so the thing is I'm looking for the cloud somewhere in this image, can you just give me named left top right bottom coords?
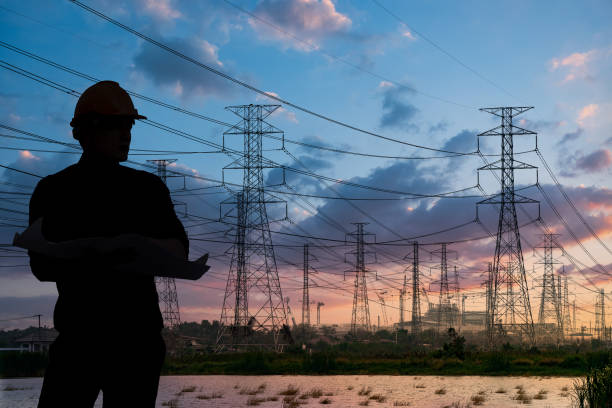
left=249, top=0, right=351, bottom=51
left=574, top=149, right=612, bottom=173
left=557, top=128, right=583, bottom=145
left=550, top=49, right=598, bottom=83
left=133, top=35, right=235, bottom=99
left=441, top=129, right=477, bottom=153
left=142, top=0, right=181, bottom=20
left=379, top=84, right=418, bottom=130
left=577, top=104, right=599, bottom=125
left=399, top=23, right=416, bottom=41
left=0, top=296, right=57, bottom=328
left=551, top=50, right=595, bottom=70
left=255, top=91, right=298, bottom=123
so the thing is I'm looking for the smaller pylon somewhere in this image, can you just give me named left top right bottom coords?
left=595, top=289, right=606, bottom=341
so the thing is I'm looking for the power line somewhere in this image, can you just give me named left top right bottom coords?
left=69, top=0, right=477, bottom=156
left=370, top=0, right=521, bottom=102
left=222, top=0, right=476, bottom=111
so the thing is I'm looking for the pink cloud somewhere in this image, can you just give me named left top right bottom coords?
left=550, top=49, right=598, bottom=83
left=577, top=103, right=599, bottom=125
left=249, top=0, right=351, bottom=51
left=142, top=0, right=181, bottom=20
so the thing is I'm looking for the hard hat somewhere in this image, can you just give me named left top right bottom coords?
left=70, top=81, right=146, bottom=127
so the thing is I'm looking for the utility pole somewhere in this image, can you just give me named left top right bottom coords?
left=536, top=233, right=563, bottom=344
left=217, top=105, right=288, bottom=352
left=147, top=159, right=181, bottom=329
left=346, top=223, right=375, bottom=335
left=477, top=106, right=538, bottom=347
left=405, top=241, right=421, bottom=335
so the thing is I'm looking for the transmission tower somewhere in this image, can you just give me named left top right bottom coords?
left=536, top=234, right=563, bottom=344
left=562, top=276, right=571, bottom=335
left=405, top=242, right=422, bottom=335
left=216, top=105, right=288, bottom=351
left=301, top=244, right=317, bottom=328
left=477, top=106, right=538, bottom=346
left=432, top=244, right=458, bottom=332
left=147, top=159, right=181, bottom=329
left=317, top=302, right=324, bottom=326
left=595, top=289, right=606, bottom=341
left=399, top=274, right=407, bottom=329
left=346, top=223, right=375, bottom=334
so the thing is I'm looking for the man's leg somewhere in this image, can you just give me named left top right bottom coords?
left=101, top=332, right=165, bottom=407
left=38, top=334, right=101, bottom=407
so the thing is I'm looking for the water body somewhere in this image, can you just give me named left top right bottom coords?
left=0, top=375, right=576, bottom=407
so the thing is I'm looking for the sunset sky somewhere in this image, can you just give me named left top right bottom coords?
left=1, top=0, right=611, bottom=330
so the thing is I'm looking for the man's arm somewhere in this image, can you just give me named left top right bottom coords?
left=151, top=238, right=187, bottom=260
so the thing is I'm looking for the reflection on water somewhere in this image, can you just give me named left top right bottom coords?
left=0, top=375, right=575, bottom=407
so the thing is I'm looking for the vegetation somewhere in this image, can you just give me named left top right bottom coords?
left=573, top=364, right=612, bottom=408
left=1, top=323, right=611, bottom=379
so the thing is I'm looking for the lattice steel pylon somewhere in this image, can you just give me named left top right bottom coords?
left=147, top=159, right=181, bottom=329
left=477, top=107, right=538, bottom=346
left=562, top=276, right=571, bottom=334
left=216, top=105, right=289, bottom=352
left=536, top=234, right=563, bottom=344
left=302, top=244, right=316, bottom=328
left=406, top=241, right=422, bottom=335
left=399, top=274, right=407, bottom=329
left=595, top=289, right=606, bottom=341
left=431, top=244, right=459, bottom=333
left=346, top=223, right=375, bottom=335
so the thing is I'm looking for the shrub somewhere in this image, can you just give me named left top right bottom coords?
left=573, top=364, right=612, bottom=408
left=511, top=358, right=534, bottom=366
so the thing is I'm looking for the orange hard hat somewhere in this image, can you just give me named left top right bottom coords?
left=70, top=81, right=146, bottom=127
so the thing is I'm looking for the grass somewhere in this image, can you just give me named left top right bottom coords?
left=347, top=385, right=354, bottom=390
left=240, top=383, right=267, bottom=395
left=513, top=388, right=533, bottom=404
left=278, top=384, right=300, bottom=396
left=161, top=400, right=179, bottom=407
left=196, top=392, right=223, bottom=399
left=414, top=383, right=426, bottom=389
left=358, top=400, right=370, bottom=406
left=358, top=386, right=373, bottom=396
left=369, top=393, right=387, bottom=402
left=180, top=385, right=196, bottom=393
left=445, top=402, right=472, bottom=408
left=470, top=394, right=486, bottom=405
left=435, top=388, right=447, bottom=395
left=393, top=401, right=411, bottom=406
left=495, top=388, right=507, bottom=393
left=573, top=364, right=612, bottom=408
left=561, top=385, right=569, bottom=391
left=247, top=397, right=267, bottom=406
left=319, top=397, right=333, bottom=404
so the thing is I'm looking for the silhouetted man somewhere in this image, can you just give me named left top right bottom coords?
left=26, top=81, right=193, bottom=407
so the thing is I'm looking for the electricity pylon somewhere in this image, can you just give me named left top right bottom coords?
left=302, top=244, right=317, bottom=328
left=346, top=223, right=375, bottom=334
left=147, top=159, right=181, bottom=329
left=432, top=244, right=458, bottom=332
left=562, top=276, right=571, bottom=334
left=595, top=289, right=606, bottom=341
left=477, top=106, right=538, bottom=346
left=536, top=234, right=563, bottom=344
left=404, top=241, right=421, bottom=335
left=399, top=274, right=407, bottom=329
left=216, top=105, right=288, bottom=351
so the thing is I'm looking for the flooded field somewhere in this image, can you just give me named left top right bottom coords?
left=0, top=375, right=576, bottom=407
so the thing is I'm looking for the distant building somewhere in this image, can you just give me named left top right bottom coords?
left=16, top=331, right=57, bottom=353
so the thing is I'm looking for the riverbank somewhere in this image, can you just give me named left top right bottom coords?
left=161, top=348, right=605, bottom=377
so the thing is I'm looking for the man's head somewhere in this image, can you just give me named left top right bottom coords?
left=70, top=81, right=146, bottom=162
